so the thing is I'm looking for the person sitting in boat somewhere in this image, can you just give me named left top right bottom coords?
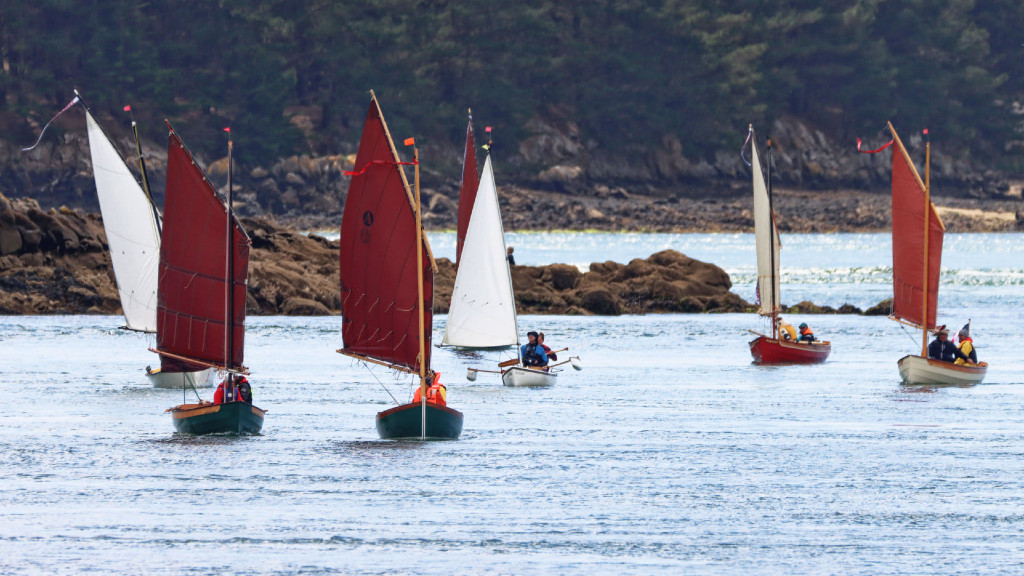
left=538, top=332, right=557, bottom=361
left=797, top=323, right=817, bottom=343
left=237, top=376, right=253, bottom=403
left=213, top=374, right=243, bottom=404
left=412, top=370, right=446, bottom=406
left=521, top=331, right=549, bottom=368
left=928, top=326, right=971, bottom=364
left=213, top=377, right=229, bottom=404
left=507, top=246, right=516, bottom=266
left=778, top=320, right=797, bottom=341
left=954, top=327, right=979, bottom=366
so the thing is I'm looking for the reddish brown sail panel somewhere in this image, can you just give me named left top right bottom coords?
left=339, top=98, right=433, bottom=372
left=455, top=119, right=478, bottom=268
left=891, top=137, right=943, bottom=329
left=157, top=126, right=250, bottom=372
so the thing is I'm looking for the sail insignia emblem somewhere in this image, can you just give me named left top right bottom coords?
left=362, top=211, right=374, bottom=227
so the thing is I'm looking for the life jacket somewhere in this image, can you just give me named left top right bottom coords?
left=237, top=380, right=252, bottom=403
left=799, top=326, right=815, bottom=340
left=523, top=343, right=545, bottom=366
left=413, top=383, right=447, bottom=406
left=213, top=383, right=225, bottom=404
left=954, top=338, right=975, bottom=365
left=778, top=324, right=796, bottom=341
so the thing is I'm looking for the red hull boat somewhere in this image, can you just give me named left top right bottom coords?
left=749, top=335, right=831, bottom=364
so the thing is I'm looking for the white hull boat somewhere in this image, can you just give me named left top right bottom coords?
left=897, top=355, right=987, bottom=386
left=146, top=368, right=213, bottom=389
left=501, top=366, right=557, bottom=387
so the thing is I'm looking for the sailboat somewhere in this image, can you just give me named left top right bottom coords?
left=883, top=123, right=988, bottom=385
left=442, top=125, right=518, bottom=351
left=338, top=91, right=463, bottom=440
left=449, top=130, right=579, bottom=386
left=157, top=122, right=264, bottom=434
left=745, top=126, right=831, bottom=364
left=79, top=93, right=211, bottom=388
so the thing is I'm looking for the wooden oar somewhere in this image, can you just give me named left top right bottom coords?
left=498, top=358, right=520, bottom=368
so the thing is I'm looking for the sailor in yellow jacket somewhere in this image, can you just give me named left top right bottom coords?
left=954, top=327, right=979, bottom=366
left=778, top=319, right=797, bottom=341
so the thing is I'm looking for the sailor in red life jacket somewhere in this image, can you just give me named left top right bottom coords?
left=213, top=374, right=252, bottom=404
left=797, top=322, right=817, bottom=343
left=412, top=370, right=447, bottom=407
left=538, top=332, right=557, bottom=362
left=213, top=376, right=231, bottom=404
left=213, top=379, right=225, bottom=404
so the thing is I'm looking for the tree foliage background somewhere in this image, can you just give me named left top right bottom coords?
left=1, top=0, right=1021, bottom=171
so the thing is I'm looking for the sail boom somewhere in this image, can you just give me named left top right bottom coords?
left=148, top=347, right=249, bottom=374
left=337, top=349, right=419, bottom=375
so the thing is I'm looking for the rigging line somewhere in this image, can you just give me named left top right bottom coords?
left=181, top=368, right=203, bottom=403
left=359, top=359, right=400, bottom=405
left=898, top=321, right=920, bottom=348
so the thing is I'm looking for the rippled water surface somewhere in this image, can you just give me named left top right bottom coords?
left=4, top=233, right=1024, bottom=574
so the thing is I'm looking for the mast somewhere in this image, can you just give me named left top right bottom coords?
left=412, top=141, right=426, bottom=440
left=226, top=129, right=235, bottom=395
left=126, top=109, right=158, bottom=228
left=920, top=129, right=930, bottom=357
left=766, top=134, right=777, bottom=335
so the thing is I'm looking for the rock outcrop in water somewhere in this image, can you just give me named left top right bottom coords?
left=1, top=195, right=872, bottom=317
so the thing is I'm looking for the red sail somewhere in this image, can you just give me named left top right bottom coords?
left=157, top=125, right=250, bottom=372
left=455, top=118, right=478, bottom=268
left=339, top=96, right=433, bottom=372
left=891, top=133, right=944, bottom=329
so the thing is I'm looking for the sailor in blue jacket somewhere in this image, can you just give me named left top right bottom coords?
left=521, top=331, right=549, bottom=367
left=927, top=326, right=970, bottom=363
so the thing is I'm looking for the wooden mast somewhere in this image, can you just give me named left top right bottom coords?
left=920, top=129, right=931, bottom=357
left=225, top=130, right=235, bottom=398
left=413, top=141, right=426, bottom=440
left=766, top=133, right=778, bottom=336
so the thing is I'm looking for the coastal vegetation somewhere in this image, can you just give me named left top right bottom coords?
left=1, top=0, right=1022, bottom=177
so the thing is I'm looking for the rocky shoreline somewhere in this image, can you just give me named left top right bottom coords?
left=5, top=114, right=1024, bottom=235
left=1, top=192, right=885, bottom=317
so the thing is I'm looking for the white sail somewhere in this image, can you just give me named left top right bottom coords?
left=85, top=111, right=162, bottom=332
left=443, top=154, right=518, bottom=347
left=751, top=133, right=781, bottom=316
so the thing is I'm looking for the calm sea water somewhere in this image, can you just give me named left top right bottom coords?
left=3, top=233, right=1024, bottom=575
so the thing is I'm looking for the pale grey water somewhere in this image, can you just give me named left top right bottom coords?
left=3, top=233, right=1024, bottom=574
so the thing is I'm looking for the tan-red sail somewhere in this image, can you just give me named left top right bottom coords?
left=339, top=95, right=433, bottom=372
left=455, top=118, right=478, bottom=268
left=890, top=127, right=944, bottom=329
left=156, top=125, right=250, bottom=372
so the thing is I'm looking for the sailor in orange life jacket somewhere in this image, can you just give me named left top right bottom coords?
left=797, top=322, right=817, bottom=343
left=412, top=370, right=446, bottom=407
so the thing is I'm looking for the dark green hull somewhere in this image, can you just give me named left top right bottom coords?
left=170, top=401, right=265, bottom=435
left=376, top=402, right=463, bottom=440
